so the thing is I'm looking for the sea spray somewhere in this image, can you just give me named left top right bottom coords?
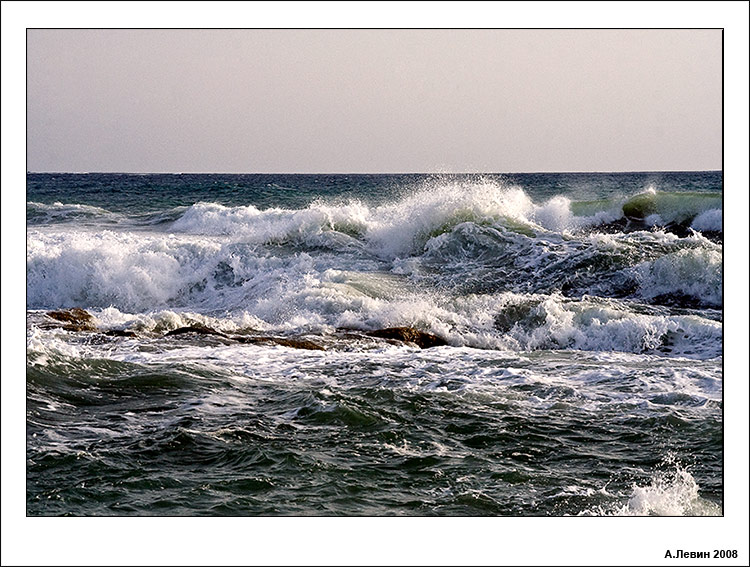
left=582, top=457, right=722, bottom=517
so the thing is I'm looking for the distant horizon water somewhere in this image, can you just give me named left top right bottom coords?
left=28, top=169, right=723, bottom=175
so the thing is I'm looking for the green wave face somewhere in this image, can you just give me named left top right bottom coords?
left=569, top=198, right=619, bottom=216
left=621, top=192, right=722, bottom=222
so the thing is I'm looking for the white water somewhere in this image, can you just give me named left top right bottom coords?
left=26, top=183, right=722, bottom=357
left=584, top=460, right=722, bottom=517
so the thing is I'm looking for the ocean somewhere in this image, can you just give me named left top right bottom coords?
left=26, top=171, right=723, bottom=516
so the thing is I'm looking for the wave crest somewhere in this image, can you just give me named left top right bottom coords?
left=164, top=183, right=722, bottom=260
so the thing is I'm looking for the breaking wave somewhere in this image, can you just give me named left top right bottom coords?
left=26, top=181, right=722, bottom=357
left=165, top=183, right=722, bottom=251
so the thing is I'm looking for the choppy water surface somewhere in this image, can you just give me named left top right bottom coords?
left=27, top=172, right=722, bottom=515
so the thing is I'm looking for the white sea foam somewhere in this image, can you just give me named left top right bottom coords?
left=690, top=208, right=723, bottom=232
left=636, top=246, right=723, bottom=306
left=26, top=181, right=722, bottom=356
left=612, top=466, right=720, bottom=516
left=577, top=456, right=722, bottom=517
left=366, top=181, right=537, bottom=257
left=26, top=325, right=84, bottom=366
left=170, top=200, right=371, bottom=242
left=26, top=325, right=720, bottom=417
left=27, top=229, right=225, bottom=311
left=164, top=181, right=701, bottom=259
left=487, top=293, right=722, bottom=357
left=533, top=195, right=618, bottom=232
left=26, top=230, right=722, bottom=357
left=26, top=276, right=722, bottom=358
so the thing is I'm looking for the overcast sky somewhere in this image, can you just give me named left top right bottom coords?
left=27, top=29, right=721, bottom=173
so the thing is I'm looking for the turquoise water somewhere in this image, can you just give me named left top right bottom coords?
left=27, top=172, right=722, bottom=515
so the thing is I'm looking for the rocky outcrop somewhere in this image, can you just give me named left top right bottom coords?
left=365, top=327, right=448, bottom=348
left=164, top=325, right=325, bottom=350
left=37, top=314, right=446, bottom=351
left=234, top=335, right=325, bottom=351
left=164, top=325, right=228, bottom=338
left=45, top=308, right=97, bottom=331
left=103, top=329, right=139, bottom=337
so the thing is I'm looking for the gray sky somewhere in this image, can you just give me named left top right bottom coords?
left=27, top=29, right=721, bottom=173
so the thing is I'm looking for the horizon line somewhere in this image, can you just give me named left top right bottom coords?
left=27, top=169, right=723, bottom=175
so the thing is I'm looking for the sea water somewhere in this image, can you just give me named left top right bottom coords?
left=26, top=172, right=722, bottom=516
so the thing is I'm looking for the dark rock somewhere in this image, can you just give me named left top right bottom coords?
left=269, top=337, right=325, bottom=351
left=104, top=329, right=139, bottom=338
left=46, top=307, right=93, bottom=323
left=584, top=218, right=631, bottom=235
left=365, top=327, right=448, bottom=348
left=700, top=230, right=722, bottom=244
left=165, top=325, right=227, bottom=338
left=334, top=330, right=385, bottom=342
left=648, top=292, right=707, bottom=309
left=270, top=337, right=325, bottom=350
left=161, top=326, right=324, bottom=349
left=233, top=335, right=325, bottom=350
left=657, top=221, right=693, bottom=239
left=45, top=308, right=96, bottom=331
left=494, top=303, right=546, bottom=333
